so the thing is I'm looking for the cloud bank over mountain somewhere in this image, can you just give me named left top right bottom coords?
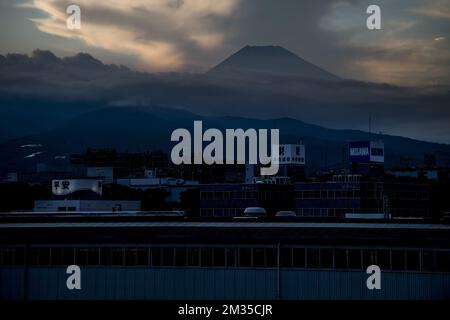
left=4, top=0, right=447, bottom=86
left=0, top=47, right=449, bottom=144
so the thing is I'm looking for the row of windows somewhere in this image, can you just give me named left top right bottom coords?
left=296, top=208, right=354, bottom=217
left=200, top=208, right=243, bottom=217
left=200, top=190, right=428, bottom=201
left=296, top=208, right=430, bottom=218
left=1, top=247, right=449, bottom=272
left=295, top=190, right=429, bottom=201
left=388, top=208, right=429, bottom=217
left=296, top=190, right=360, bottom=200
left=385, top=191, right=429, bottom=201
left=201, top=191, right=256, bottom=200
left=201, top=208, right=373, bottom=217
left=200, top=191, right=289, bottom=201
left=272, top=157, right=304, bottom=163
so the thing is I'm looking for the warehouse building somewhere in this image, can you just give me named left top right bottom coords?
left=0, top=215, right=449, bottom=300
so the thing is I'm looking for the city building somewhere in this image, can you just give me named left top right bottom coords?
left=199, top=183, right=294, bottom=217
left=87, top=166, right=114, bottom=184
left=349, top=141, right=384, bottom=177
left=3, top=172, right=18, bottom=183
left=33, top=199, right=140, bottom=213
left=295, top=175, right=366, bottom=217
left=33, top=179, right=140, bottom=213
left=71, top=149, right=170, bottom=179
left=294, top=175, right=430, bottom=219
left=245, top=143, right=306, bottom=184
left=12, top=159, right=85, bottom=185
left=117, top=170, right=198, bottom=202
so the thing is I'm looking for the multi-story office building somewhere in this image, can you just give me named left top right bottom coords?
left=245, top=143, right=306, bottom=184
left=294, top=175, right=430, bottom=218
left=199, top=183, right=294, bottom=217
left=295, top=175, right=366, bottom=217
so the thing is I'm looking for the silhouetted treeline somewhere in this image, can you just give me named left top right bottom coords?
left=0, top=182, right=51, bottom=212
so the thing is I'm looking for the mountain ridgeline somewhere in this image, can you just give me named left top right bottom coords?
left=1, top=106, right=450, bottom=175
left=0, top=46, right=450, bottom=175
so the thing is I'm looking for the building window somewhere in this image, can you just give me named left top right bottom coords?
left=187, top=248, right=200, bottom=266
left=363, top=250, right=377, bottom=268
left=38, top=247, right=50, bottom=266
left=377, top=250, right=390, bottom=270
left=100, top=248, right=111, bottom=265
left=213, top=248, right=225, bottom=267
left=436, top=251, right=450, bottom=272
left=111, top=248, right=125, bottom=266
left=392, top=251, right=405, bottom=271
left=226, top=248, right=237, bottom=267
left=161, top=248, right=174, bottom=266
left=239, top=248, right=252, bottom=267
left=405, top=251, right=420, bottom=271
left=174, top=248, right=187, bottom=266
left=422, top=251, right=436, bottom=272
left=334, top=249, right=347, bottom=269
left=125, top=248, right=143, bottom=266
left=1, top=248, right=15, bottom=265
left=266, top=248, right=277, bottom=268
left=348, top=249, right=362, bottom=269
left=151, top=248, right=162, bottom=266
left=50, top=248, right=63, bottom=265
left=201, top=248, right=213, bottom=267
left=306, top=249, right=320, bottom=269
left=253, top=248, right=265, bottom=267
left=281, top=248, right=292, bottom=267
left=320, top=249, right=333, bottom=269
left=63, top=248, right=75, bottom=265
left=293, top=248, right=305, bottom=268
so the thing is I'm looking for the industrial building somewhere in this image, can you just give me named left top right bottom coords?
left=294, top=175, right=430, bottom=218
left=0, top=214, right=449, bottom=300
left=199, top=183, right=294, bottom=216
left=33, top=199, right=140, bottom=213
left=117, top=170, right=198, bottom=202
left=33, top=179, right=140, bottom=213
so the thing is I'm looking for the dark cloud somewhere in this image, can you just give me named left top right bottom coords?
left=0, top=1, right=449, bottom=143
left=1, top=49, right=449, bottom=143
left=8, top=0, right=448, bottom=85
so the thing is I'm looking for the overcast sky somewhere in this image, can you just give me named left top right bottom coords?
left=0, top=0, right=449, bottom=86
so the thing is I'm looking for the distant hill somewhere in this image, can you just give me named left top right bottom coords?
left=1, top=106, right=450, bottom=176
left=1, top=48, right=450, bottom=176
left=1, top=49, right=449, bottom=146
left=207, top=45, right=340, bottom=80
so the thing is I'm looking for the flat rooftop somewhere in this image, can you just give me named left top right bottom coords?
left=0, top=213, right=449, bottom=247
